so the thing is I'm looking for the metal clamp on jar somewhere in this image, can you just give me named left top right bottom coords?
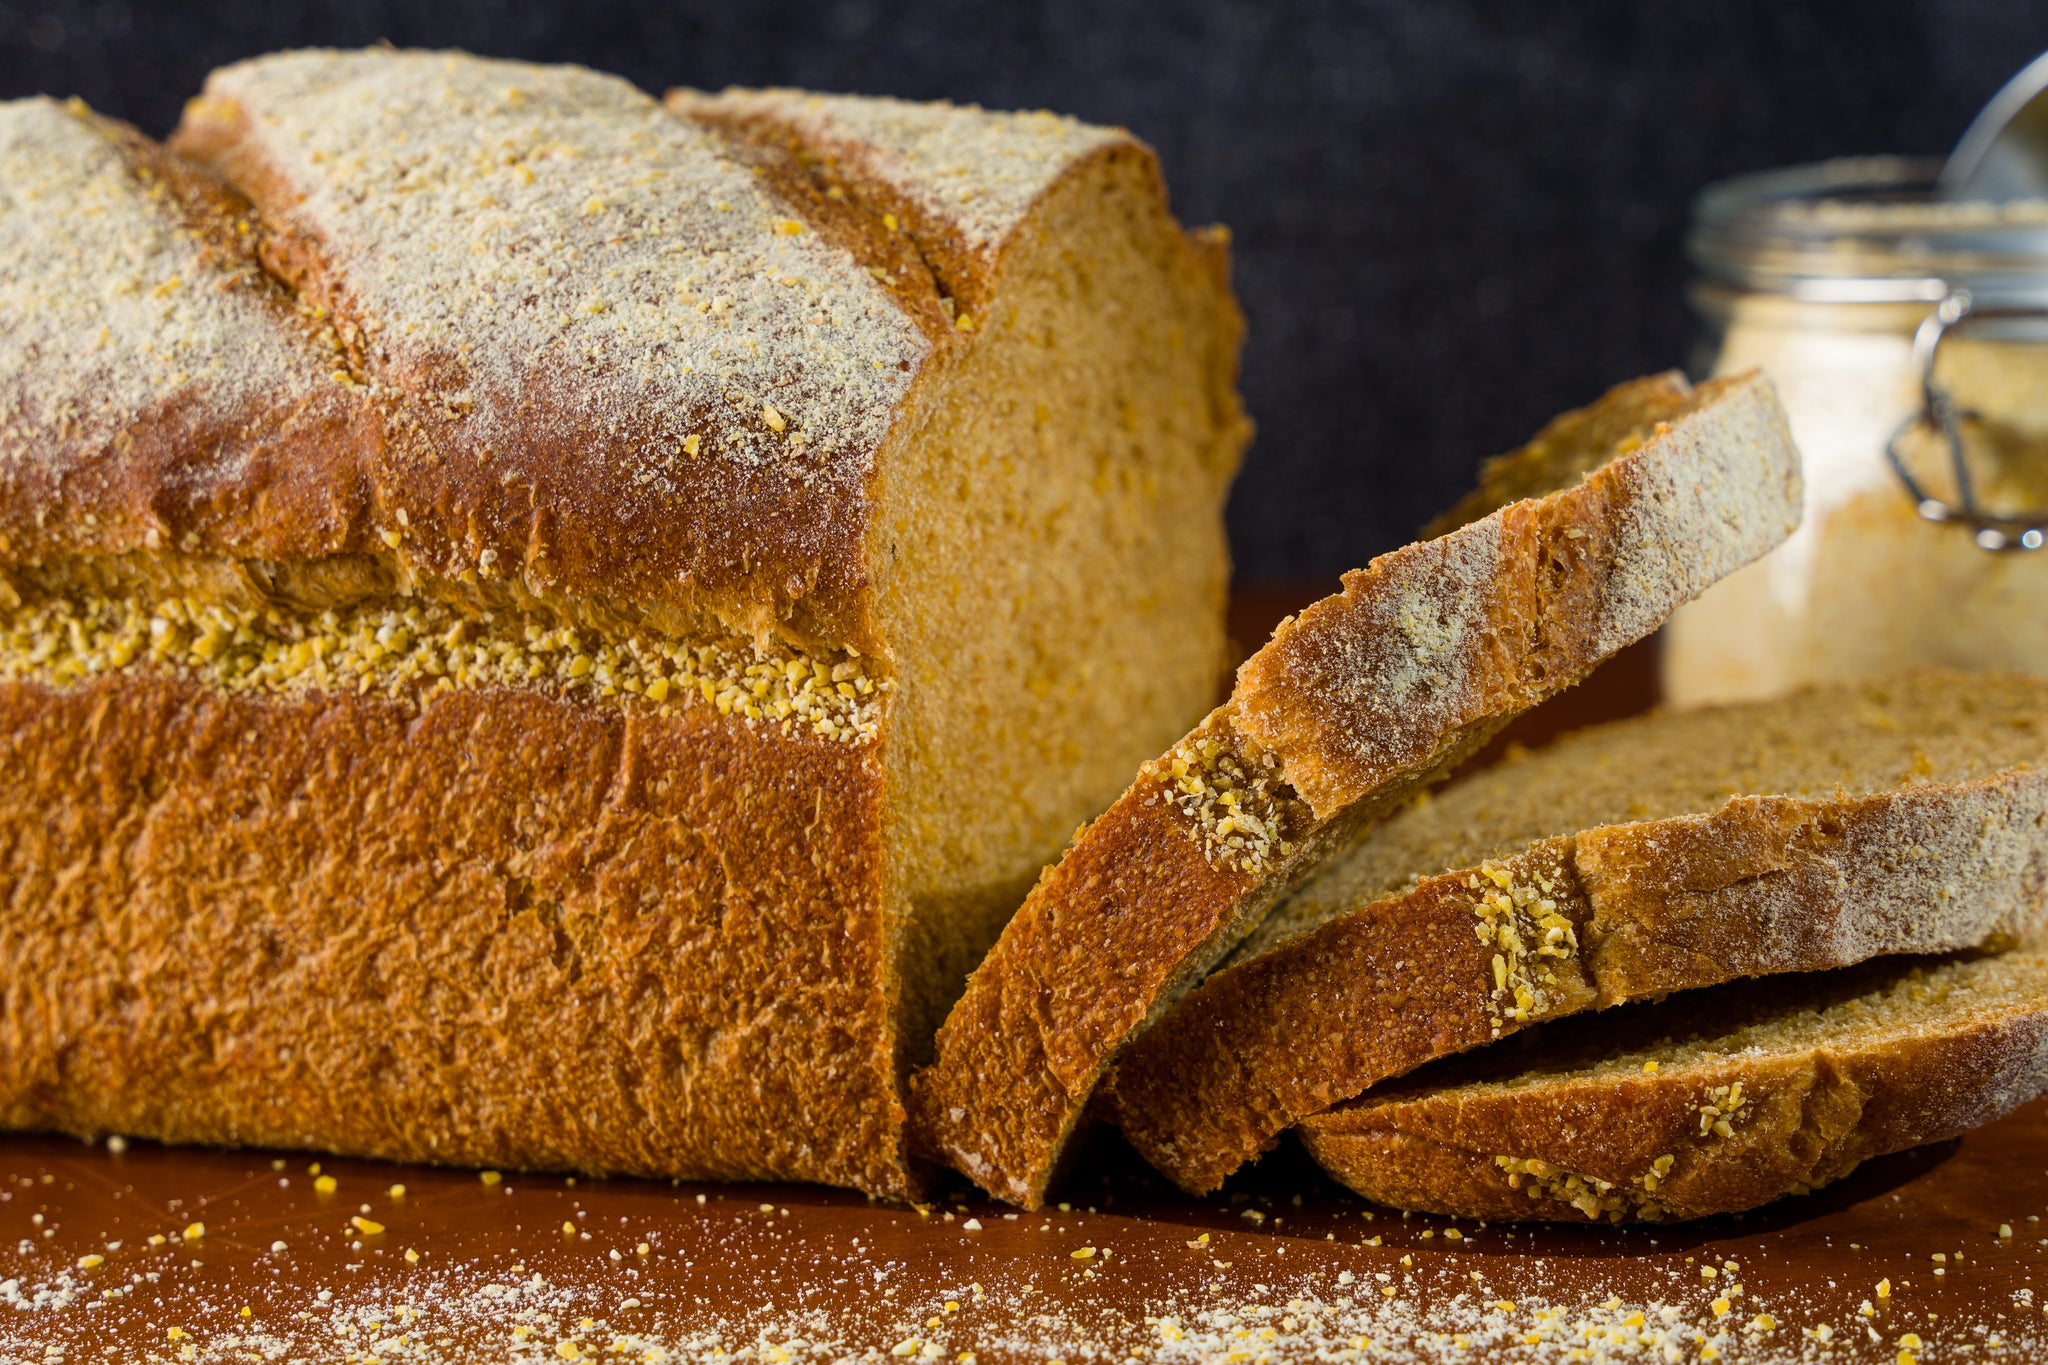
left=1667, top=81, right=2048, bottom=706
left=1886, top=288, right=2048, bottom=552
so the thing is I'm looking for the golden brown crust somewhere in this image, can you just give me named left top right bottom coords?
left=910, top=372, right=1803, bottom=1207
left=1299, top=952, right=2048, bottom=1222
left=1104, top=841, right=1596, bottom=1195
left=1234, top=372, right=1800, bottom=818
left=166, top=54, right=942, bottom=651
left=905, top=761, right=1270, bottom=1204
left=1419, top=372, right=1716, bottom=537
left=1105, top=768, right=2048, bottom=1194
left=668, top=87, right=1134, bottom=321
left=0, top=669, right=918, bottom=1195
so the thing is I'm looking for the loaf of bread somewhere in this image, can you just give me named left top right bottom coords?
left=911, top=370, right=1803, bottom=1207
left=0, top=51, right=1248, bottom=1197
left=1104, top=672, right=2048, bottom=1193
left=1301, top=945, right=2048, bottom=1222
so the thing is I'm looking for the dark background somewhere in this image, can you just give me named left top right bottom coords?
left=5, top=0, right=2045, bottom=584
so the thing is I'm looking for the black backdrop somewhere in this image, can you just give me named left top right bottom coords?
left=5, top=0, right=2045, bottom=583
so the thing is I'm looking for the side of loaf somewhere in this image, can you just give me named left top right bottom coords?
left=1104, top=672, right=2048, bottom=1193
left=1299, top=946, right=2048, bottom=1222
left=0, top=53, right=1249, bottom=1197
left=910, top=369, right=1804, bottom=1207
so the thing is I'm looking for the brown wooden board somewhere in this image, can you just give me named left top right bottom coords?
left=0, top=1104, right=2043, bottom=1362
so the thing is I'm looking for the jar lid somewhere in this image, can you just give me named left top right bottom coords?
left=1689, top=156, right=2048, bottom=304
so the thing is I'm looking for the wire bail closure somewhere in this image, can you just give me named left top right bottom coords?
left=1886, top=288, right=2048, bottom=551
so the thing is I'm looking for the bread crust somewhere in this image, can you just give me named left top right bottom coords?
left=1106, top=766, right=2048, bottom=1194
left=1234, top=373, right=1801, bottom=819
left=0, top=100, right=392, bottom=594
left=1299, top=952, right=2048, bottom=1221
left=6, top=58, right=1171, bottom=656
left=909, top=371, right=1803, bottom=1206
left=0, top=669, right=921, bottom=1193
left=161, top=53, right=959, bottom=651
left=668, top=87, right=1130, bottom=323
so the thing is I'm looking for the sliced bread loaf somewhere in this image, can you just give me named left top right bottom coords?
left=1104, top=672, right=2048, bottom=1194
left=1298, top=945, right=2048, bottom=1222
left=0, top=55, right=1245, bottom=1199
left=909, top=370, right=1803, bottom=1206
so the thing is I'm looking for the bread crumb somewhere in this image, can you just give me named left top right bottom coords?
left=1467, top=859, right=1578, bottom=1036
left=1153, top=725, right=1301, bottom=875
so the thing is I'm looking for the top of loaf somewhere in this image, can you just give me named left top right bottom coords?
left=674, top=87, right=1130, bottom=308
left=0, top=99, right=327, bottom=483
left=0, top=51, right=1152, bottom=650
left=191, top=50, right=923, bottom=486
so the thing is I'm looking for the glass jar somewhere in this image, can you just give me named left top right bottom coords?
left=1666, top=156, right=2048, bottom=706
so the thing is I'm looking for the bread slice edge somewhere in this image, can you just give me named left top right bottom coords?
left=909, top=370, right=1804, bottom=1206
left=1105, top=759, right=2048, bottom=1194
left=1297, top=947, right=2048, bottom=1222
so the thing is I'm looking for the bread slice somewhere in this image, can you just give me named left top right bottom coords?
left=909, top=370, right=1803, bottom=1206
left=1299, top=945, right=2048, bottom=1222
left=1104, top=672, right=2048, bottom=1193
left=0, top=55, right=1246, bottom=1198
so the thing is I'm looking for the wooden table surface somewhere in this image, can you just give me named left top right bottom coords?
left=3, top=598, right=2043, bottom=1364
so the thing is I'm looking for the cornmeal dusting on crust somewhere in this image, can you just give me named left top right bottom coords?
left=1493, top=1156, right=1668, bottom=1224
left=1147, top=729, right=1300, bottom=876
left=0, top=592, right=887, bottom=743
left=194, top=50, right=926, bottom=482
left=0, top=98, right=316, bottom=465
left=1466, top=861, right=1579, bottom=1037
left=688, top=88, right=1126, bottom=264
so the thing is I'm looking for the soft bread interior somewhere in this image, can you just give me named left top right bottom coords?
left=871, top=146, right=1247, bottom=1061
left=1245, top=671, right=2048, bottom=957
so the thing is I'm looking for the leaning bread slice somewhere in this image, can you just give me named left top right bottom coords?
left=909, top=370, right=1802, bottom=1206
left=1103, top=672, right=2048, bottom=1193
left=1298, top=945, right=2048, bottom=1222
